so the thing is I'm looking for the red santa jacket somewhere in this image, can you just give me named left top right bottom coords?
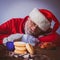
left=0, top=16, right=60, bottom=46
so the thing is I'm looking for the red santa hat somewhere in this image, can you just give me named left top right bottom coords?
left=29, top=8, right=59, bottom=32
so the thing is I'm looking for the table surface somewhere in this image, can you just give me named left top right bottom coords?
left=0, top=45, right=60, bottom=60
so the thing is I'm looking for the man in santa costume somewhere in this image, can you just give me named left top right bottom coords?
left=0, top=8, right=60, bottom=47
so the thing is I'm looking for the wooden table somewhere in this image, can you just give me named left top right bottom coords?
left=0, top=45, right=60, bottom=60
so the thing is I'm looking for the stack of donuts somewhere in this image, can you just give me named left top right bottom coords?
left=14, top=42, right=34, bottom=55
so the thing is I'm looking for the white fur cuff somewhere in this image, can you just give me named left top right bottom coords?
left=3, top=37, right=8, bottom=46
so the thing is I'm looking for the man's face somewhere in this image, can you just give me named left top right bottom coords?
left=24, top=17, right=44, bottom=37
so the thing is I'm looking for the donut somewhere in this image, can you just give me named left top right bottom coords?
left=15, top=46, right=26, bottom=51
left=14, top=50, right=27, bottom=54
left=14, top=42, right=26, bottom=47
left=26, top=43, right=34, bottom=55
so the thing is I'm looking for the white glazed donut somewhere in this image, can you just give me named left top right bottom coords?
left=14, top=42, right=26, bottom=47
left=15, top=46, right=26, bottom=51
left=14, top=50, right=27, bottom=54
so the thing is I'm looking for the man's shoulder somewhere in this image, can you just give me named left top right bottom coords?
left=7, top=18, right=24, bottom=23
left=8, top=16, right=28, bottom=22
left=12, top=16, right=29, bottom=23
left=10, top=17, right=24, bottom=21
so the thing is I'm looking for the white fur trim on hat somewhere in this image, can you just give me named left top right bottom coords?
left=29, top=8, right=50, bottom=31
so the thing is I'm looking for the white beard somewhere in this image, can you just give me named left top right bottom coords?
left=24, top=21, right=32, bottom=35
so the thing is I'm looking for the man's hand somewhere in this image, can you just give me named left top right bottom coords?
left=40, top=42, right=56, bottom=49
left=21, top=34, right=39, bottom=46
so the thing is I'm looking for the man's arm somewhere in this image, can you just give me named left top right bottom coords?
left=38, top=32, right=60, bottom=46
left=0, top=18, right=16, bottom=34
left=0, top=18, right=16, bottom=44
